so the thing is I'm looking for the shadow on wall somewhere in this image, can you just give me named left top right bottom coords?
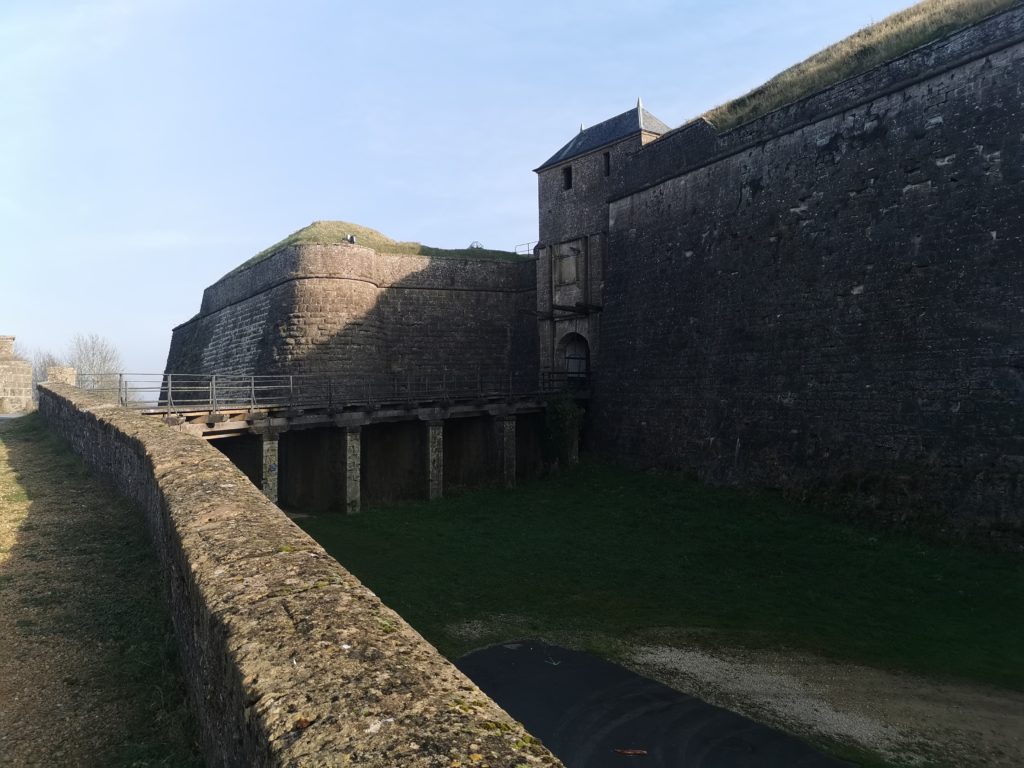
left=285, top=255, right=543, bottom=509
left=0, top=415, right=201, bottom=764
left=293, top=256, right=539, bottom=386
left=179, top=249, right=547, bottom=511
left=164, top=246, right=539, bottom=384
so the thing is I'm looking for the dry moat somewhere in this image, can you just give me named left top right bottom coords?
left=293, top=464, right=1024, bottom=768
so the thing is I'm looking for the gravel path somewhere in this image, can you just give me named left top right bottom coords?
left=0, top=414, right=201, bottom=767
left=449, top=614, right=1024, bottom=767
left=627, top=642, right=1024, bottom=768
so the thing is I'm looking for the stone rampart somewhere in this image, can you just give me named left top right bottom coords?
left=37, top=382, right=562, bottom=768
left=593, top=5, right=1024, bottom=535
left=166, top=245, right=538, bottom=380
left=616, top=5, right=1024, bottom=198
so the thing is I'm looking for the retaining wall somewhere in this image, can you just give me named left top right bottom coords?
left=37, top=382, right=561, bottom=768
left=591, top=6, right=1024, bottom=534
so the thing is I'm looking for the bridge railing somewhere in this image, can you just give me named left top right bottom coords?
left=74, top=370, right=588, bottom=414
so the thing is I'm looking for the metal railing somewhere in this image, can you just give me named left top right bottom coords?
left=514, top=241, right=538, bottom=256
left=74, top=370, right=587, bottom=414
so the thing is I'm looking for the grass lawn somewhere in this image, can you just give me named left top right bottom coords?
left=0, top=414, right=202, bottom=766
left=296, top=462, right=1024, bottom=691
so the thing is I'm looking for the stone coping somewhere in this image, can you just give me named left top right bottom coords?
left=37, top=383, right=562, bottom=768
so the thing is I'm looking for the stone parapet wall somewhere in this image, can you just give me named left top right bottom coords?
left=0, top=336, right=33, bottom=414
left=37, top=383, right=562, bottom=768
left=594, top=6, right=1024, bottom=536
left=198, top=245, right=536, bottom=316
left=46, top=366, right=77, bottom=386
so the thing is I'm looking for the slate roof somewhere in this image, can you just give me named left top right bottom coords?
left=535, top=102, right=671, bottom=172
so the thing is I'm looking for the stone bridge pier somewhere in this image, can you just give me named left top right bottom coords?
left=213, top=408, right=544, bottom=514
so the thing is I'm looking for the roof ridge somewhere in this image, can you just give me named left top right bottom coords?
left=535, top=102, right=671, bottom=172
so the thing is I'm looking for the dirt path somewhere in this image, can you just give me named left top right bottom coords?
left=0, top=414, right=201, bottom=767
left=626, top=641, right=1024, bottom=768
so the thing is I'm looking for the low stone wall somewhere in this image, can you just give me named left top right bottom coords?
left=0, top=336, right=33, bottom=414
left=37, top=383, right=561, bottom=768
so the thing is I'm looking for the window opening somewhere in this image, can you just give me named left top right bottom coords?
left=564, top=335, right=590, bottom=380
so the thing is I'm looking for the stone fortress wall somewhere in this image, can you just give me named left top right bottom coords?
left=580, top=5, right=1024, bottom=532
left=165, top=242, right=538, bottom=384
left=25, top=9, right=1024, bottom=767
left=0, top=336, right=33, bottom=414
left=36, top=382, right=562, bottom=768
left=159, top=5, right=1024, bottom=533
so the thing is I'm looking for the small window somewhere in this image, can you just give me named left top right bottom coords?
left=562, top=166, right=573, bottom=190
left=603, top=151, right=610, bottom=177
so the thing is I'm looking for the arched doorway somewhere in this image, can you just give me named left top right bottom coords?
left=558, top=332, right=590, bottom=381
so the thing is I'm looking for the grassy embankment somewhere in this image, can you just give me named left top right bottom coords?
left=228, top=220, right=523, bottom=277
left=298, top=462, right=1024, bottom=692
left=704, top=0, right=1020, bottom=130
left=0, top=414, right=202, bottom=767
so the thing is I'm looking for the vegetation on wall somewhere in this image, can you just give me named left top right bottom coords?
left=703, top=0, right=1020, bottom=130
left=232, top=220, right=522, bottom=276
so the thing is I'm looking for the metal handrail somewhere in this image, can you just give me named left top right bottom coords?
left=70, top=370, right=588, bottom=413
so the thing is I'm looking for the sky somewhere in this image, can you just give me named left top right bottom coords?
left=1, top=0, right=917, bottom=373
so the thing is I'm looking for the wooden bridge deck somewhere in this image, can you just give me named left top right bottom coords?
left=82, top=371, right=587, bottom=439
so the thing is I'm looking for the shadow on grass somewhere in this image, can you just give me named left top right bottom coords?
left=0, top=413, right=203, bottom=767
left=297, top=462, right=1024, bottom=691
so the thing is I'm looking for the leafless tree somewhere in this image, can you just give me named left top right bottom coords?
left=66, top=333, right=123, bottom=397
left=31, top=349, right=65, bottom=393
left=26, top=335, right=125, bottom=402
left=67, top=333, right=123, bottom=375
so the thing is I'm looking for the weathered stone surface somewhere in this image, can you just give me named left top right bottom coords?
left=0, top=336, right=33, bottom=414
left=341, top=427, right=361, bottom=514
left=45, top=366, right=77, bottom=386
left=37, top=383, right=562, bottom=768
left=260, top=433, right=279, bottom=503
left=426, top=421, right=444, bottom=501
left=165, top=244, right=538, bottom=384
left=539, top=5, right=1024, bottom=535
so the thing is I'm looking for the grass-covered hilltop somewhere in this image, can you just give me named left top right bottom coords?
left=704, top=0, right=1021, bottom=130
left=231, top=220, right=522, bottom=276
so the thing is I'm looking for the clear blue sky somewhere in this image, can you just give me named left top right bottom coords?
left=2, top=0, right=914, bottom=373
